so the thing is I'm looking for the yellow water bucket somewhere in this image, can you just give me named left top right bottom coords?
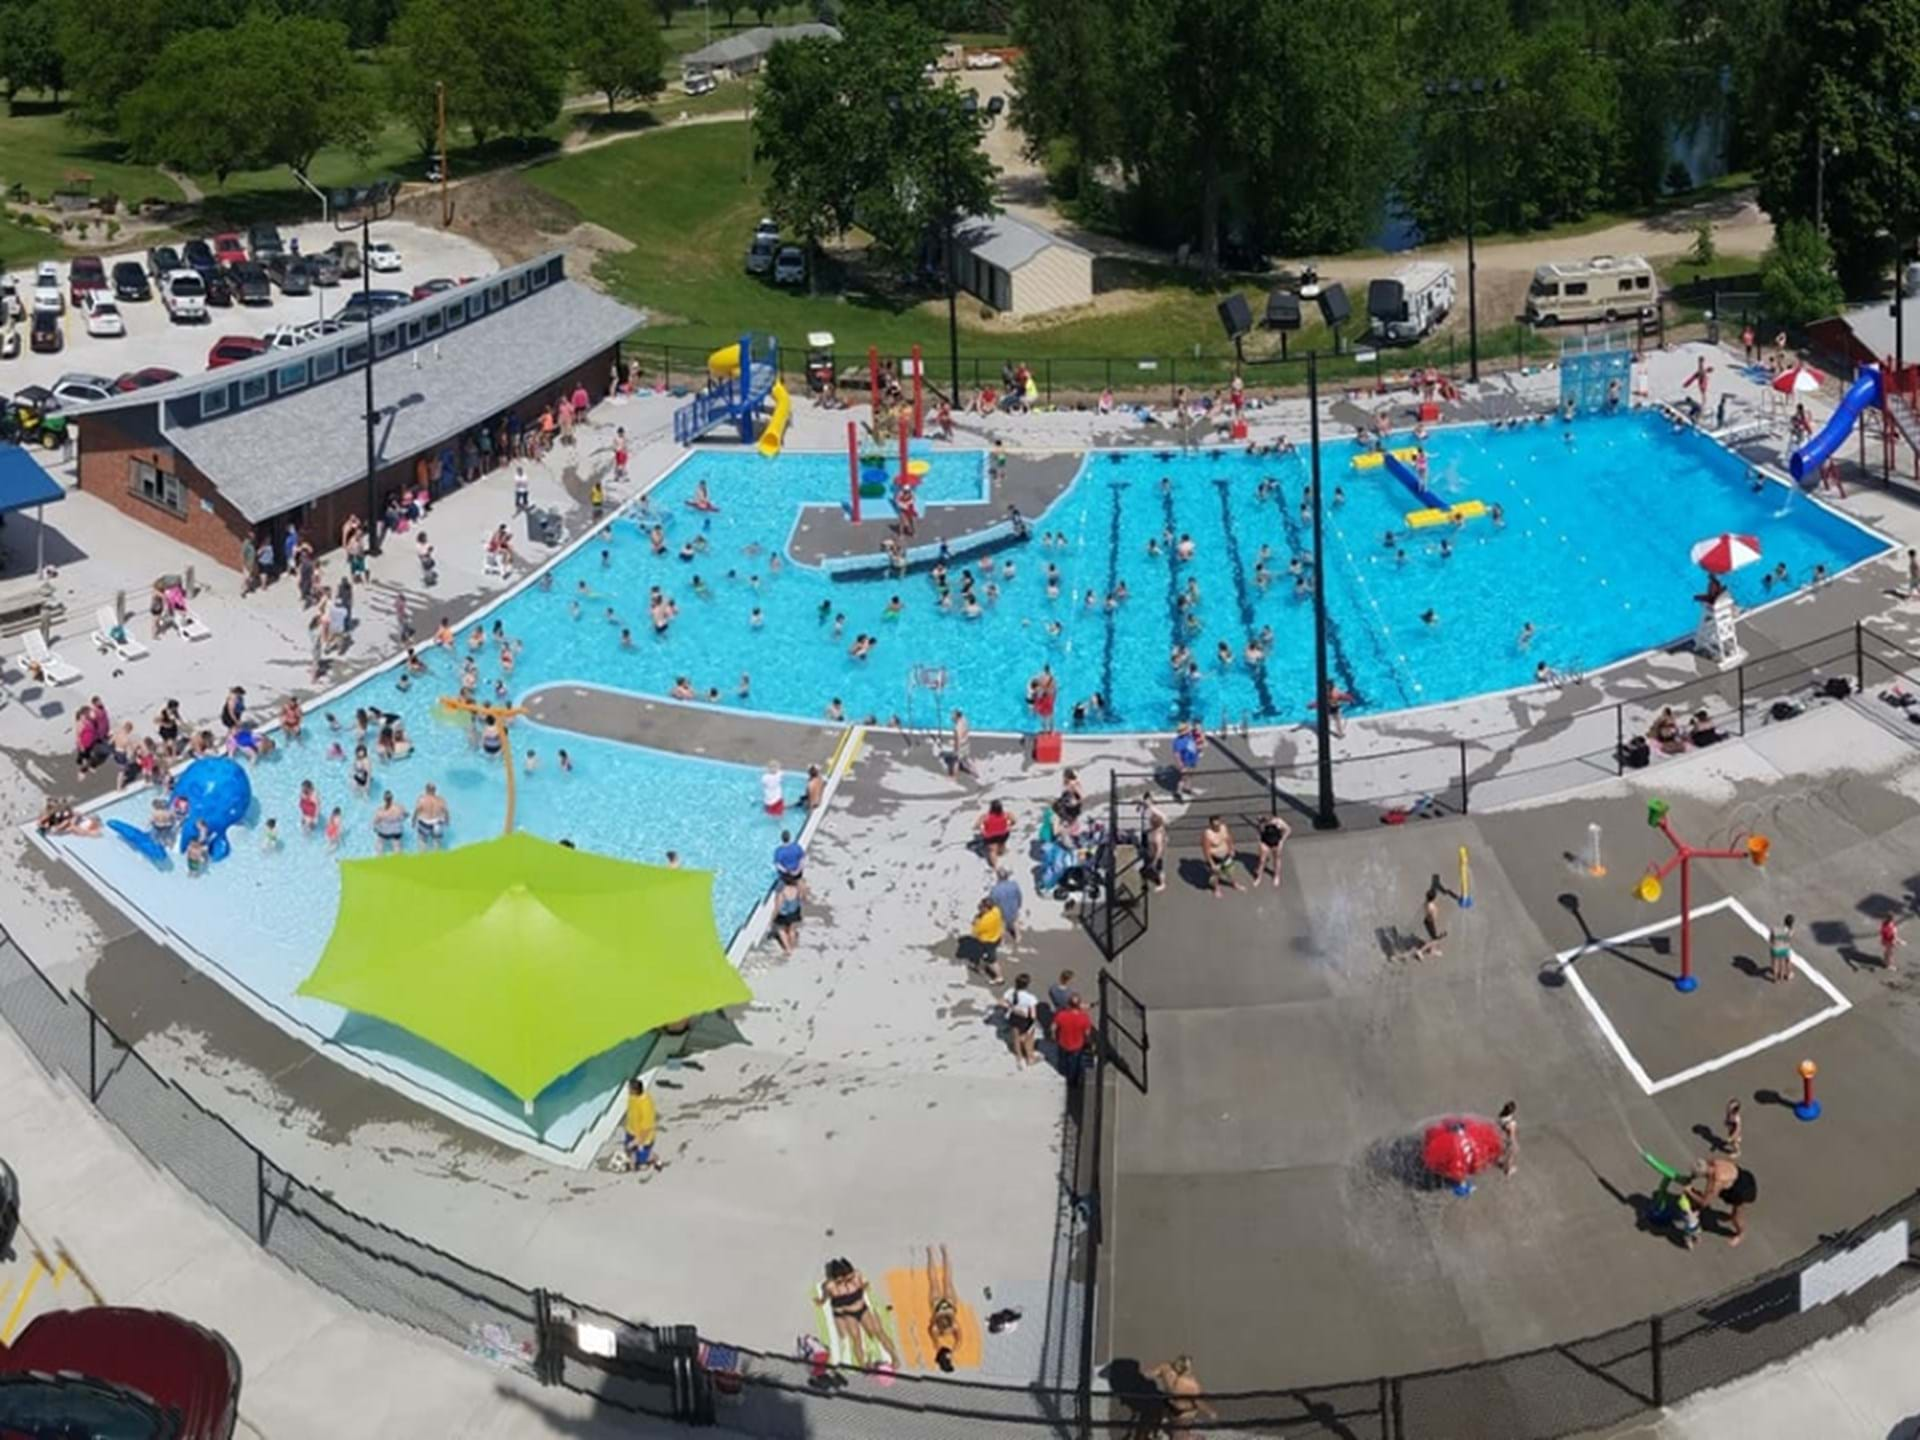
left=1635, top=875, right=1663, bottom=903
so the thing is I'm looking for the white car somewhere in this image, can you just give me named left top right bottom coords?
left=162, top=269, right=207, bottom=323
left=0, top=323, right=18, bottom=359
left=964, top=51, right=1003, bottom=69
left=366, top=242, right=402, bottom=273
left=262, top=324, right=311, bottom=350
left=83, top=294, right=125, bottom=337
left=31, top=262, right=62, bottom=314
left=51, top=372, right=114, bottom=406
left=0, top=274, right=20, bottom=322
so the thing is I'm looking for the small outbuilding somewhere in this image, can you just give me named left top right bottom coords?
left=681, top=23, right=839, bottom=81
left=946, top=214, right=1094, bottom=318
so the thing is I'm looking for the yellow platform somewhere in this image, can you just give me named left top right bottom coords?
left=1351, top=446, right=1423, bottom=471
left=1406, top=500, right=1487, bottom=528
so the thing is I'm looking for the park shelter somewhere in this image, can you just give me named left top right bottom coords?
left=0, top=442, right=66, bottom=575
left=947, top=215, right=1094, bottom=318
left=682, top=23, right=839, bottom=80
left=299, top=833, right=752, bottom=1104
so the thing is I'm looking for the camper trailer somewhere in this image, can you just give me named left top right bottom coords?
left=1526, top=254, right=1657, bottom=326
left=1366, top=262, right=1456, bottom=344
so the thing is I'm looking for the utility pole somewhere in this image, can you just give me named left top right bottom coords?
left=1308, top=350, right=1337, bottom=830
left=436, top=82, right=452, bottom=228
left=1425, top=77, right=1505, bottom=385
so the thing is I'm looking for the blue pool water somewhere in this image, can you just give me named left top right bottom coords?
left=516, top=415, right=1885, bottom=732
left=52, top=670, right=798, bottom=1157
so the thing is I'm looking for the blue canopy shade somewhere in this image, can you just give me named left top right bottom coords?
left=0, top=445, right=64, bottom=516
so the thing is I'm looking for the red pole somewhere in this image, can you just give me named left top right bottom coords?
left=898, top=416, right=910, bottom=488
left=847, top=420, right=861, bottom=525
left=912, top=343, right=924, bottom=438
left=868, top=346, right=881, bottom=432
left=1677, top=854, right=1695, bottom=991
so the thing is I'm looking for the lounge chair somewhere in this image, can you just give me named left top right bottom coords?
left=177, top=609, right=213, bottom=642
left=18, top=629, right=81, bottom=686
left=90, top=606, right=150, bottom=661
left=483, top=544, right=512, bottom=579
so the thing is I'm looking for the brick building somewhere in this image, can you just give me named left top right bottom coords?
left=68, top=252, right=642, bottom=570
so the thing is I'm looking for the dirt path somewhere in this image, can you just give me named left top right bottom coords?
left=555, top=108, right=750, bottom=157
left=159, top=166, right=204, bottom=205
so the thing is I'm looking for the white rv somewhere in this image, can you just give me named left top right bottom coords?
left=1366, top=262, right=1455, bottom=344
left=1526, top=254, right=1657, bottom=326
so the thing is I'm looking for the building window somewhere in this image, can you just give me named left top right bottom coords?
left=486, top=282, right=504, bottom=311
left=343, top=340, right=368, bottom=370
left=467, top=293, right=486, bottom=323
left=276, top=359, right=308, bottom=395
left=199, top=386, right=229, bottom=421
left=238, top=374, right=269, bottom=408
left=531, top=261, right=551, bottom=289
left=375, top=327, right=400, bottom=357
left=444, top=300, right=466, bottom=331
left=130, top=458, right=185, bottom=516
left=423, top=308, right=443, bottom=337
left=507, top=270, right=527, bottom=300
left=405, top=319, right=423, bottom=347
left=312, top=347, right=340, bottom=382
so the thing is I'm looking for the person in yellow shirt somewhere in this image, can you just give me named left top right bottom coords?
left=971, top=899, right=1005, bottom=984
left=623, top=1077, right=661, bottom=1171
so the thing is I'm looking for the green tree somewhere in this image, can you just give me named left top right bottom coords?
left=569, top=0, right=668, bottom=112
left=1007, top=0, right=1118, bottom=202
left=0, top=0, right=65, bottom=112
left=389, top=0, right=560, bottom=149
left=386, top=0, right=477, bottom=153
left=120, top=13, right=375, bottom=183
left=1760, top=218, right=1844, bottom=325
left=56, top=0, right=241, bottom=131
left=752, top=0, right=777, bottom=21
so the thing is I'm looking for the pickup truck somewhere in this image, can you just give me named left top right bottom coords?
left=162, top=269, right=208, bottom=323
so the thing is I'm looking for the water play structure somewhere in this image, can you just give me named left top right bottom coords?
left=672, top=334, right=788, bottom=455
left=166, top=756, right=252, bottom=862
left=1789, top=363, right=1881, bottom=486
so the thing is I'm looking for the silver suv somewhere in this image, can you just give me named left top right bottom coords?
left=746, top=235, right=777, bottom=276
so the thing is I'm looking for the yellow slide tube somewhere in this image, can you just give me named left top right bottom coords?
left=708, top=344, right=742, bottom=380
left=758, top=380, right=791, bottom=457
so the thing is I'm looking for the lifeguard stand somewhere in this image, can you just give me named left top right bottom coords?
left=1559, top=328, right=1634, bottom=417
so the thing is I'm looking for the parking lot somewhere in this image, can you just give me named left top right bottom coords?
left=1, top=219, right=500, bottom=400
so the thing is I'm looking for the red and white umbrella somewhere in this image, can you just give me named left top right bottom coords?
left=1690, top=532, right=1763, bottom=574
left=1771, top=363, right=1826, bottom=395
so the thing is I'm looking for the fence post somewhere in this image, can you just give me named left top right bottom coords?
left=86, top=1002, right=97, bottom=1102
left=1269, top=764, right=1279, bottom=815
left=255, top=1150, right=268, bottom=1245
left=1738, top=662, right=1747, bottom=736
left=1458, top=741, right=1470, bottom=814
left=663, top=347, right=672, bottom=393
left=1378, top=1377, right=1392, bottom=1440
left=1650, top=1313, right=1666, bottom=1407
left=1856, top=620, right=1866, bottom=694
left=1045, top=358, right=1053, bottom=406
left=1105, top=357, right=1112, bottom=392
left=1390, top=1375, right=1404, bottom=1438
left=1615, top=705, right=1625, bottom=775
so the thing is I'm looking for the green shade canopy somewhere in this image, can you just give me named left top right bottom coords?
left=299, top=832, right=751, bottom=1102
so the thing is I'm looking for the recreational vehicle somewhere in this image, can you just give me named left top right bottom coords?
left=1366, top=262, right=1456, bottom=344
left=1526, top=254, right=1657, bottom=326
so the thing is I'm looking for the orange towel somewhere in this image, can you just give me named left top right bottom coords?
left=884, top=1268, right=982, bottom=1372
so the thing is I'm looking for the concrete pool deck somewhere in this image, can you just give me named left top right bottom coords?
left=5, top=334, right=1920, bottom=1432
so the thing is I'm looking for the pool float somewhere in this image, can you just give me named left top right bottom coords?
left=107, top=819, right=170, bottom=865
left=904, top=459, right=930, bottom=482
left=1350, top=446, right=1422, bottom=471
left=170, top=756, right=252, bottom=863
left=1406, top=500, right=1488, bottom=528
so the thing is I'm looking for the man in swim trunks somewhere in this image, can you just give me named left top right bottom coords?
left=1688, top=1156, right=1757, bottom=1246
left=372, top=791, right=408, bottom=853
left=1202, top=817, right=1243, bottom=900
left=412, top=783, right=450, bottom=849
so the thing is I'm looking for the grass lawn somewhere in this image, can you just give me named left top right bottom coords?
left=524, top=121, right=1556, bottom=392
left=0, top=101, right=184, bottom=206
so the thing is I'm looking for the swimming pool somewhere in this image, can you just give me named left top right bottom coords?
left=47, top=670, right=799, bottom=1159
left=532, top=415, right=1887, bottom=732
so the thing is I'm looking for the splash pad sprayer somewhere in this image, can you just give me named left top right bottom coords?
left=1585, top=821, right=1607, bottom=877
left=1459, top=846, right=1474, bottom=909
left=1633, top=798, right=1771, bottom=993
left=1794, top=1059, right=1822, bottom=1122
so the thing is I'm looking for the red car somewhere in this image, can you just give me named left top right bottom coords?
left=211, top=232, right=247, bottom=267
left=411, top=278, right=458, bottom=301
left=206, top=335, right=268, bottom=369
left=114, top=366, right=182, bottom=392
left=0, top=1307, right=241, bottom=1439
left=68, top=256, right=107, bottom=306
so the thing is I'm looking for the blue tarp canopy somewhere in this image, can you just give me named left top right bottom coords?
left=0, top=445, right=64, bottom=516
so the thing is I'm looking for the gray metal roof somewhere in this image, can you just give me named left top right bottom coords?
left=1838, top=298, right=1914, bottom=359
left=683, top=23, right=838, bottom=67
left=158, top=280, right=640, bottom=522
left=952, top=213, right=1091, bottom=273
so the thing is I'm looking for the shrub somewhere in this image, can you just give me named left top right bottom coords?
left=1687, top=220, right=1716, bottom=268
left=1760, top=219, right=1844, bottom=327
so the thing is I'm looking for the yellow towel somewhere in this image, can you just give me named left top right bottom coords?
left=885, top=1268, right=983, bottom=1372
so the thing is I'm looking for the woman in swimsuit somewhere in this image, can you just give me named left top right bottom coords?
left=350, top=745, right=373, bottom=794
left=924, top=1245, right=963, bottom=1372
left=372, top=792, right=407, bottom=853
left=817, top=1258, right=898, bottom=1370
left=1252, top=814, right=1291, bottom=887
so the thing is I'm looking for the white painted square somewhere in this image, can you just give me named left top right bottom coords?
left=1554, top=896, right=1851, bottom=1095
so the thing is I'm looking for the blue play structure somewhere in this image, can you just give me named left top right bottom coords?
left=1383, top=451, right=1446, bottom=510
left=107, top=819, right=170, bottom=865
left=170, top=756, right=253, bottom=862
left=1790, top=363, right=1882, bottom=487
left=672, top=334, right=779, bottom=446
left=1559, top=332, right=1634, bottom=416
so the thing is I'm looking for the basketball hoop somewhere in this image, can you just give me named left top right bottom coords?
left=911, top=665, right=949, bottom=693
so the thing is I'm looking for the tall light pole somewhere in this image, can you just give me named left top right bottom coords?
left=1308, top=350, right=1337, bottom=830
left=1425, top=77, right=1505, bottom=385
left=332, top=180, right=398, bottom=555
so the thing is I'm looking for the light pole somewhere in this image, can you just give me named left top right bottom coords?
left=331, top=180, right=398, bottom=555
left=1308, top=351, right=1337, bottom=830
left=1425, top=77, right=1505, bottom=385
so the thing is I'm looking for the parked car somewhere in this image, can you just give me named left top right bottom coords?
left=684, top=70, right=718, bottom=97
left=0, top=322, right=17, bottom=360
left=324, top=239, right=361, bottom=278
left=365, top=241, right=402, bottom=273
left=212, top=232, right=247, bottom=266
left=227, top=262, right=271, bottom=305
left=746, top=235, right=777, bottom=275
left=305, top=252, right=340, bottom=287
left=110, top=261, right=152, bottom=302
left=202, top=268, right=233, bottom=307
left=410, top=278, right=457, bottom=300
left=113, top=365, right=181, bottom=392
left=265, top=256, right=313, bottom=296
left=773, top=245, right=806, bottom=286
left=183, top=239, right=219, bottom=276
left=32, top=263, right=63, bottom=314
left=68, top=256, right=107, bottom=306
left=262, top=324, right=311, bottom=350
left=297, top=317, right=347, bottom=340
left=206, top=334, right=269, bottom=368
left=0, top=1307, right=242, bottom=1440
left=146, top=245, right=183, bottom=279
left=29, top=310, right=59, bottom=352
left=965, top=49, right=1003, bottom=68
left=754, top=217, right=780, bottom=241
left=337, top=289, right=410, bottom=323
left=247, top=222, right=285, bottom=262
left=51, top=372, right=114, bottom=405
left=83, top=294, right=125, bottom=337
left=0, top=274, right=20, bottom=321
left=163, top=270, right=208, bottom=323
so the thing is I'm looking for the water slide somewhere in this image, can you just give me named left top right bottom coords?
left=1789, top=364, right=1881, bottom=485
left=1382, top=451, right=1446, bottom=510
left=757, top=380, right=791, bottom=456
left=708, top=344, right=741, bottom=380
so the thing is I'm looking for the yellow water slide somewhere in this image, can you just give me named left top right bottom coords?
left=708, top=344, right=742, bottom=380
left=757, top=380, right=791, bottom=457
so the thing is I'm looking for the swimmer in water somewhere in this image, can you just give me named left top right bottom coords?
left=1421, top=608, right=1439, bottom=626
left=1216, top=640, right=1234, bottom=668
left=1517, top=622, right=1535, bottom=650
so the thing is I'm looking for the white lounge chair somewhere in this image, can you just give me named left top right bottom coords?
left=18, top=629, right=81, bottom=686
left=177, top=609, right=213, bottom=642
left=90, top=606, right=149, bottom=661
left=483, top=544, right=512, bottom=579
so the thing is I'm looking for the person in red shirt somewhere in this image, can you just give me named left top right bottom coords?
left=1051, top=992, right=1094, bottom=1087
left=976, top=799, right=1013, bottom=865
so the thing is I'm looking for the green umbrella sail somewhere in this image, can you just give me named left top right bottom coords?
left=299, top=832, right=751, bottom=1102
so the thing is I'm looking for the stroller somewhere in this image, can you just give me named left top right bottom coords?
left=1038, top=814, right=1110, bottom=901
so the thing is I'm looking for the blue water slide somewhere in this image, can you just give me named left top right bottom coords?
left=1382, top=451, right=1446, bottom=510
left=1789, top=364, right=1882, bottom=484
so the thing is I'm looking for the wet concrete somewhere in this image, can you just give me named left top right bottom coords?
left=787, top=453, right=1083, bottom=565
left=519, top=684, right=841, bottom=770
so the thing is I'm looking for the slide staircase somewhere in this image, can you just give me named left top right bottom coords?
left=672, top=336, right=780, bottom=447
